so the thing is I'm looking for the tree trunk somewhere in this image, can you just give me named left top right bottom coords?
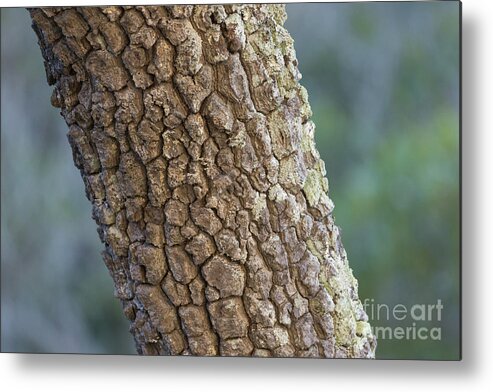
left=29, top=4, right=376, bottom=358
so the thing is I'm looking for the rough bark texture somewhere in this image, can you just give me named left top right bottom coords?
left=29, top=4, right=376, bottom=358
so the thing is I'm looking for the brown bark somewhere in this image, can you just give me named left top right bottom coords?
left=29, top=4, right=376, bottom=358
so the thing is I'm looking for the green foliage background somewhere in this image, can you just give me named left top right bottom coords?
left=286, top=2, right=460, bottom=359
left=1, top=3, right=459, bottom=359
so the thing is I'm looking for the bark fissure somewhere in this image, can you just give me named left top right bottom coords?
left=30, top=4, right=376, bottom=358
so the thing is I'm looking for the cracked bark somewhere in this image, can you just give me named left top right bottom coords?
left=29, top=4, right=376, bottom=358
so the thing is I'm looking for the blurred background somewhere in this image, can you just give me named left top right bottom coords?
left=1, top=3, right=460, bottom=359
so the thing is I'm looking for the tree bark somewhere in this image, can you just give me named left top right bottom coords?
left=29, top=4, right=376, bottom=358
